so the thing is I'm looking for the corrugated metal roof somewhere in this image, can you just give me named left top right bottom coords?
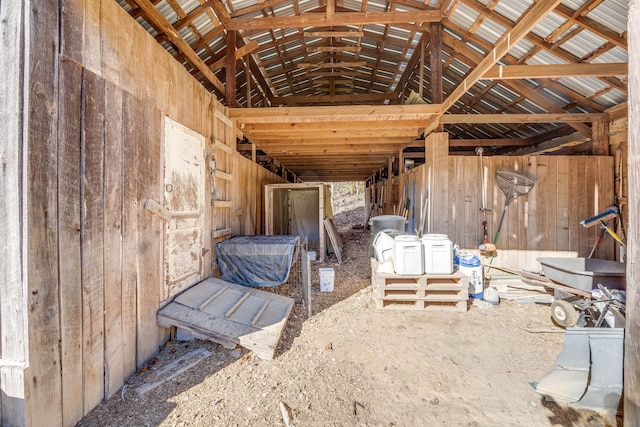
left=592, top=46, right=628, bottom=63
left=493, top=0, right=534, bottom=23
left=532, top=11, right=567, bottom=39
left=593, top=88, right=627, bottom=107
left=507, top=39, right=535, bottom=60
left=561, top=0, right=589, bottom=10
left=527, top=50, right=567, bottom=65
left=588, top=0, right=628, bottom=34
left=558, top=76, right=609, bottom=97
left=475, top=19, right=507, bottom=45
left=450, top=2, right=480, bottom=30
left=559, top=30, right=607, bottom=59
left=156, top=1, right=178, bottom=24
left=177, top=0, right=200, bottom=15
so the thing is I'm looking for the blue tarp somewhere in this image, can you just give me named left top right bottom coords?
left=216, top=235, right=299, bottom=287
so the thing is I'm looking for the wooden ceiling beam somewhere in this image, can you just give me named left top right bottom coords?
left=440, top=112, right=608, bottom=124
left=296, top=61, right=367, bottom=69
left=246, top=128, right=420, bottom=139
left=252, top=136, right=416, bottom=144
left=229, top=104, right=441, bottom=121
left=483, top=62, right=628, bottom=80
left=271, top=92, right=395, bottom=104
left=304, top=31, right=364, bottom=37
left=307, top=46, right=361, bottom=52
left=447, top=138, right=537, bottom=147
left=239, top=119, right=432, bottom=131
left=224, top=10, right=442, bottom=31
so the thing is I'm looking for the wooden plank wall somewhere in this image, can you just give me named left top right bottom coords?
left=625, top=1, right=638, bottom=423
left=0, top=0, right=29, bottom=424
left=1, top=1, right=288, bottom=426
left=367, top=133, right=616, bottom=271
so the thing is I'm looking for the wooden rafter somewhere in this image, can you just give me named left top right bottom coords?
left=483, top=63, right=628, bottom=80
left=224, top=10, right=443, bottom=31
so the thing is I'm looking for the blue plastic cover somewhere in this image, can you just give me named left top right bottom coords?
left=216, top=235, right=299, bottom=287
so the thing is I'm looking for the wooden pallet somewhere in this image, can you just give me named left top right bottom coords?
left=371, top=258, right=468, bottom=312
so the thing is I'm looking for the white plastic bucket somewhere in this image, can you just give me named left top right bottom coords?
left=319, top=268, right=335, bottom=292
left=459, top=254, right=483, bottom=299
left=373, top=231, right=396, bottom=262
left=392, top=235, right=424, bottom=275
left=422, top=234, right=453, bottom=274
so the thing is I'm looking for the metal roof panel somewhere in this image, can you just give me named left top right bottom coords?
left=588, top=0, right=628, bottom=35
left=558, top=30, right=607, bottom=59
left=493, top=0, right=533, bottom=23
left=450, top=2, right=480, bottom=30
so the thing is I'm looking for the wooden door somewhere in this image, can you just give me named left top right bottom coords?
left=163, top=117, right=205, bottom=299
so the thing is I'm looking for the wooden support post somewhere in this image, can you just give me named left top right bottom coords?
left=226, top=30, right=237, bottom=107
left=387, top=156, right=394, bottom=213
left=425, top=132, right=449, bottom=234
left=592, top=120, right=610, bottom=155
left=419, top=37, right=425, bottom=98
left=430, top=23, right=443, bottom=132
left=244, top=62, right=251, bottom=107
left=625, top=1, right=640, bottom=424
left=429, top=22, right=443, bottom=106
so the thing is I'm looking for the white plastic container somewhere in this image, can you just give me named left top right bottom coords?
left=459, top=254, right=483, bottom=299
left=373, top=231, right=396, bottom=262
left=421, top=234, right=453, bottom=274
left=392, top=235, right=424, bottom=275
left=319, top=268, right=335, bottom=292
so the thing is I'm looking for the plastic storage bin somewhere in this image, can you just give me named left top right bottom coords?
left=422, top=234, right=453, bottom=274
left=392, top=235, right=424, bottom=275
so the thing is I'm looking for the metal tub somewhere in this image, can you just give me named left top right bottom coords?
left=538, top=257, right=626, bottom=292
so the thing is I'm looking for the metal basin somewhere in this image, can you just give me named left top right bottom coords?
left=538, top=257, right=626, bottom=291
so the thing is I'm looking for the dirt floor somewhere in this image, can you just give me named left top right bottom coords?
left=77, top=206, right=618, bottom=427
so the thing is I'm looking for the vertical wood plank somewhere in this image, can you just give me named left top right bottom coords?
left=625, top=2, right=640, bottom=422
left=451, top=157, right=465, bottom=246
left=136, top=102, right=163, bottom=364
left=425, top=132, right=448, bottom=234
left=100, top=0, right=122, bottom=86
left=60, top=0, right=84, bottom=64
left=585, top=156, right=597, bottom=256
left=103, top=81, right=125, bottom=398
left=84, top=0, right=102, bottom=74
left=81, top=70, right=106, bottom=413
left=0, top=1, right=29, bottom=424
left=556, top=157, right=570, bottom=251
left=569, top=157, right=589, bottom=256
left=25, top=0, right=63, bottom=423
left=57, top=57, right=84, bottom=426
left=121, top=91, right=139, bottom=378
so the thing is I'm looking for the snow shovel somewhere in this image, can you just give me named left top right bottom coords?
left=486, top=167, right=536, bottom=271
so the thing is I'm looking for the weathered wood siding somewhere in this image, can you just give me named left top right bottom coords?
left=0, top=0, right=285, bottom=425
left=367, top=133, right=617, bottom=271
